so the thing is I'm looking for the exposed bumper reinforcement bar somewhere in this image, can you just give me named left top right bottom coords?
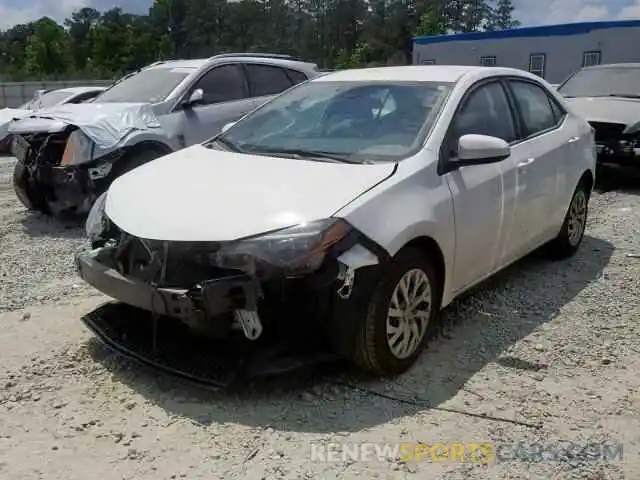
left=76, top=250, right=257, bottom=321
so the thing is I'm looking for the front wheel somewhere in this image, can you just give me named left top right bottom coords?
left=338, top=247, right=442, bottom=376
left=545, top=181, right=589, bottom=259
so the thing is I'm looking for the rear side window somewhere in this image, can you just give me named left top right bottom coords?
left=509, top=80, right=559, bottom=137
left=192, top=64, right=247, bottom=104
left=286, top=69, right=308, bottom=85
left=245, top=64, right=294, bottom=97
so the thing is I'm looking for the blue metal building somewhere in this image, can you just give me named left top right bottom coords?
left=412, top=20, right=640, bottom=84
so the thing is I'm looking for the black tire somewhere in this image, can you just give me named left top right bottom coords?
left=12, top=160, right=47, bottom=212
left=545, top=179, right=590, bottom=260
left=345, top=247, right=442, bottom=376
left=109, top=148, right=168, bottom=181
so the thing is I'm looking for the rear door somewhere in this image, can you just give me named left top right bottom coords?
left=243, top=63, right=302, bottom=108
left=505, top=78, right=571, bottom=253
left=180, top=63, right=251, bottom=145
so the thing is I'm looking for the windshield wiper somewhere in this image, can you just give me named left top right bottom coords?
left=247, top=147, right=361, bottom=164
left=607, top=93, right=640, bottom=99
left=210, top=135, right=242, bottom=152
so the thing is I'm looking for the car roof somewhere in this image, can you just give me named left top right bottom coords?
left=311, top=65, right=533, bottom=83
left=145, top=56, right=318, bottom=72
left=55, top=86, right=107, bottom=94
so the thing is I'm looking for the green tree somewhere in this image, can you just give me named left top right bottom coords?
left=24, top=17, right=71, bottom=76
left=486, top=0, right=520, bottom=30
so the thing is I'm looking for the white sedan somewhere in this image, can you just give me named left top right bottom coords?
left=79, top=65, right=596, bottom=376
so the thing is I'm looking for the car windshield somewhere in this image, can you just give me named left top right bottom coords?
left=558, top=66, right=640, bottom=98
left=215, top=80, right=452, bottom=163
left=93, top=67, right=191, bottom=104
left=20, top=90, right=72, bottom=110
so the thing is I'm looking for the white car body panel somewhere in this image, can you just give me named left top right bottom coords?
left=103, top=65, right=597, bottom=309
left=105, top=144, right=395, bottom=241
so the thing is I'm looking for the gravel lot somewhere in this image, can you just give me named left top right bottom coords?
left=1, top=155, right=639, bottom=479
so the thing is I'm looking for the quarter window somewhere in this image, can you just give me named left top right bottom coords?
left=509, top=80, right=558, bottom=137
left=449, top=81, right=517, bottom=154
left=245, top=64, right=294, bottom=97
left=191, top=64, right=247, bottom=104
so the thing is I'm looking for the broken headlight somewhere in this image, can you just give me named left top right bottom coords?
left=85, top=191, right=108, bottom=242
left=61, top=129, right=95, bottom=166
left=212, top=218, right=352, bottom=275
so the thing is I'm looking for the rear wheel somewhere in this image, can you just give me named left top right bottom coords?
left=337, top=247, right=442, bottom=376
left=545, top=180, right=589, bottom=259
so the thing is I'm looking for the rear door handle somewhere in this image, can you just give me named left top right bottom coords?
left=568, top=136, right=580, bottom=143
left=517, top=157, right=535, bottom=167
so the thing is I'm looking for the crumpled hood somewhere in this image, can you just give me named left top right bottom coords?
left=0, top=107, right=31, bottom=140
left=564, top=96, right=640, bottom=132
left=8, top=102, right=161, bottom=149
left=105, top=144, right=395, bottom=242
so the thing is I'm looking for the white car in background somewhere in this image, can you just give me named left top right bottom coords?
left=79, top=65, right=596, bottom=376
left=0, top=86, right=106, bottom=152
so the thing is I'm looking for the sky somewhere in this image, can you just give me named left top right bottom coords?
left=1, top=0, right=640, bottom=30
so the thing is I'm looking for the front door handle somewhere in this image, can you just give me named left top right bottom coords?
left=517, top=157, right=535, bottom=167
left=568, top=136, right=580, bottom=143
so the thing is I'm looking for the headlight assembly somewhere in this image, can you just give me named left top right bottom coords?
left=212, top=218, right=353, bottom=275
left=61, top=129, right=94, bottom=166
left=85, top=191, right=108, bottom=242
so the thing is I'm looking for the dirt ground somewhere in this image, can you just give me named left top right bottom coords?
left=1, top=156, right=639, bottom=479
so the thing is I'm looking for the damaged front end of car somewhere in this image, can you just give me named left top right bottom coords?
left=78, top=193, right=389, bottom=345
left=590, top=121, right=640, bottom=167
left=11, top=126, right=123, bottom=216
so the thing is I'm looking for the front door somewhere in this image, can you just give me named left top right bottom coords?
left=179, top=64, right=259, bottom=146
left=443, top=80, right=520, bottom=293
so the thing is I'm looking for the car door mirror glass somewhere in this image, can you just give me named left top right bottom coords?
left=456, top=134, right=510, bottom=164
left=184, top=88, right=204, bottom=107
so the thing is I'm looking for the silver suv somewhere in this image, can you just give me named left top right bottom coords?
left=9, top=53, right=321, bottom=216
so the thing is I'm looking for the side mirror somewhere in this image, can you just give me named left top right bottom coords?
left=454, top=134, right=510, bottom=165
left=221, top=121, right=235, bottom=133
left=183, top=88, right=204, bottom=107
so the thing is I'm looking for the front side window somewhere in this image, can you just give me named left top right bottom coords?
left=509, top=80, right=557, bottom=137
left=95, top=67, right=192, bottom=103
left=190, top=64, right=247, bottom=104
left=450, top=81, right=517, bottom=152
left=216, top=80, right=452, bottom=163
left=558, top=66, right=640, bottom=98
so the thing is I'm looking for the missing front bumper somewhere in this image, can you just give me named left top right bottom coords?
left=76, top=249, right=264, bottom=340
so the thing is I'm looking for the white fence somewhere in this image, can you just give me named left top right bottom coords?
left=0, top=80, right=112, bottom=108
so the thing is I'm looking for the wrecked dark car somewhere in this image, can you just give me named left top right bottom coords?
left=558, top=63, right=640, bottom=168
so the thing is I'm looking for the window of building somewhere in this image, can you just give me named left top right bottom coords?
left=582, top=50, right=601, bottom=67
left=421, top=59, right=436, bottom=65
left=480, top=55, right=496, bottom=66
left=529, top=53, right=546, bottom=78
